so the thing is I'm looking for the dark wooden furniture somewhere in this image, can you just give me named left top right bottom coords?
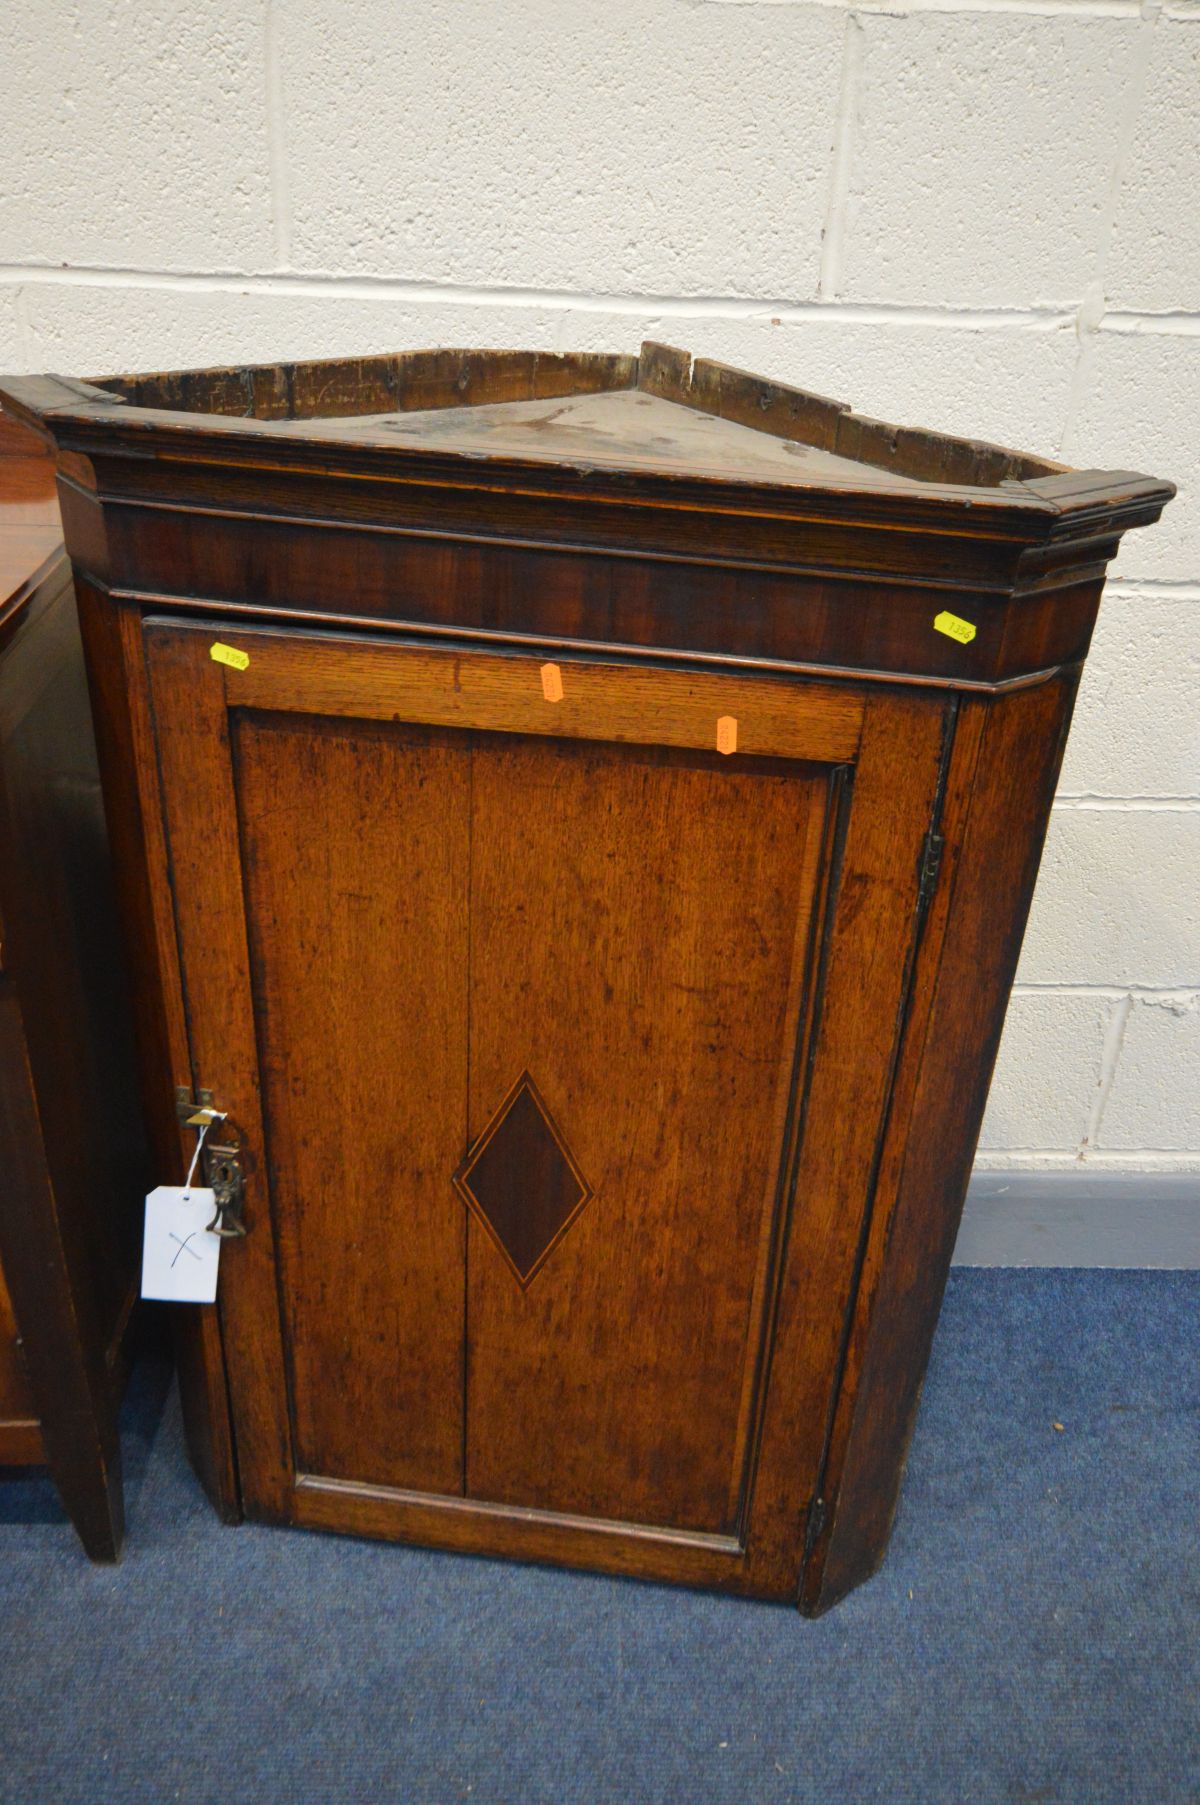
left=0, top=407, right=146, bottom=1559
left=0, top=345, right=1171, bottom=1609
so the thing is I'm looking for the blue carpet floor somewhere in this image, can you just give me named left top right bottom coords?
left=0, top=1269, right=1196, bottom=1804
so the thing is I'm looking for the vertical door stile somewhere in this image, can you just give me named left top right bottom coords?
left=793, top=695, right=957, bottom=1568
left=730, top=757, right=852, bottom=1547
left=741, top=688, right=949, bottom=1593
left=143, top=626, right=295, bottom=1517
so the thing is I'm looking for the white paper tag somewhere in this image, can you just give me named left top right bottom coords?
left=142, top=1186, right=221, bottom=1303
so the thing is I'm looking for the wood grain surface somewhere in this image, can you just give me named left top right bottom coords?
left=235, top=714, right=470, bottom=1495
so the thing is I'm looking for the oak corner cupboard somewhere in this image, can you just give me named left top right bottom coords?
left=0, top=343, right=1171, bottom=1612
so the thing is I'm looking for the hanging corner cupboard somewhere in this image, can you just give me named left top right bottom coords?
left=0, top=344, right=1172, bottom=1613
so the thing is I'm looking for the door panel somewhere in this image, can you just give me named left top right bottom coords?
left=464, top=737, right=828, bottom=1533
left=233, top=713, right=469, bottom=1493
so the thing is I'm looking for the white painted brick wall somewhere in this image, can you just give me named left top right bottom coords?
left=1018, top=810, right=1199, bottom=989
left=1060, top=591, right=1200, bottom=799
left=978, top=993, right=1118, bottom=1153
left=1099, top=994, right=1200, bottom=1151
left=1, top=0, right=1197, bottom=1179
left=0, top=292, right=20, bottom=368
left=1106, top=16, right=1200, bottom=311
left=278, top=0, right=846, bottom=295
left=838, top=13, right=1141, bottom=307
left=0, top=2, right=274, bottom=271
left=1065, top=329, right=1200, bottom=583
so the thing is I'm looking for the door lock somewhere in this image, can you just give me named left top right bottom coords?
left=174, top=1087, right=247, bottom=1238
left=201, top=1139, right=247, bottom=1238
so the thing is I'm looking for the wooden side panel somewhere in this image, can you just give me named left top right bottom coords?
left=0, top=1068, right=66, bottom=1456
left=0, top=989, right=122, bottom=1553
left=464, top=738, right=828, bottom=1534
left=802, top=673, right=1078, bottom=1612
left=0, top=1254, right=37, bottom=1424
left=98, top=347, right=637, bottom=421
left=232, top=714, right=469, bottom=1494
left=0, top=565, right=148, bottom=1555
left=743, top=690, right=951, bottom=1596
left=0, top=578, right=146, bottom=1352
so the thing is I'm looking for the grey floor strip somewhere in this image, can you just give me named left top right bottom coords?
left=954, top=1170, right=1200, bottom=1268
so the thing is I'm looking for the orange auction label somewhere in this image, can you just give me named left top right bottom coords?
left=540, top=662, right=564, bottom=702
left=716, top=715, right=738, bottom=755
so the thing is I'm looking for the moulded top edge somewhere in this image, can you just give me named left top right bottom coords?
left=0, top=343, right=1175, bottom=534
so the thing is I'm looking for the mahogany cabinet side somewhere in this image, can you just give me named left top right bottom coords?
left=0, top=567, right=148, bottom=1557
left=0, top=991, right=123, bottom=1555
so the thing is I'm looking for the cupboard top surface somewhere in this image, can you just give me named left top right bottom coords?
left=0, top=343, right=1173, bottom=543
left=0, top=407, right=65, bottom=648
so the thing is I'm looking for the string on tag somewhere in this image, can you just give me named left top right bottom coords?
left=183, top=1112, right=226, bottom=1199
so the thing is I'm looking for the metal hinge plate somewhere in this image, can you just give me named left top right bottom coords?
left=918, top=829, right=945, bottom=906
left=804, top=1494, right=828, bottom=1559
left=175, top=1084, right=216, bottom=1125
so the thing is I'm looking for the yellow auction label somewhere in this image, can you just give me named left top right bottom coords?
left=933, top=611, right=977, bottom=645
left=210, top=642, right=250, bottom=671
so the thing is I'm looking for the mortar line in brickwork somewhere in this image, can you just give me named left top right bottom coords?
left=994, top=1146, right=1200, bottom=1163
left=974, top=1162, right=1198, bottom=1176
left=705, top=0, right=1150, bottom=16
left=1079, top=993, right=1133, bottom=1157
left=1010, top=987, right=1200, bottom=1000
left=1051, top=797, right=1200, bottom=811
left=13, top=288, right=31, bottom=366
left=1105, top=580, right=1200, bottom=600
left=974, top=1147, right=1198, bottom=1162
left=1062, top=1, right=1161, bottom=455
left=1099, top=311, right=1200, bottom=336
left=263, top=0, right=292, bottom=268
left=817, top=10, right=863, bottom=299
left=0, top=263, right=1087, bottom=329
left=980, top=1149, right=1200, bottom=1162
left=7, top=264, right=1198, bottom=339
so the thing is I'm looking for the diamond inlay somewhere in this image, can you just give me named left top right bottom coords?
left=453, top=1072, right=593, bottom=1287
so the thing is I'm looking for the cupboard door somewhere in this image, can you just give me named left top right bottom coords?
left=145, top=620, right=946, bottom=1596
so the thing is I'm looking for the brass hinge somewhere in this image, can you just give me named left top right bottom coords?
left=918, top=829, right=944, bottom=907
left=175, top=1084, right=216, bottom=1125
